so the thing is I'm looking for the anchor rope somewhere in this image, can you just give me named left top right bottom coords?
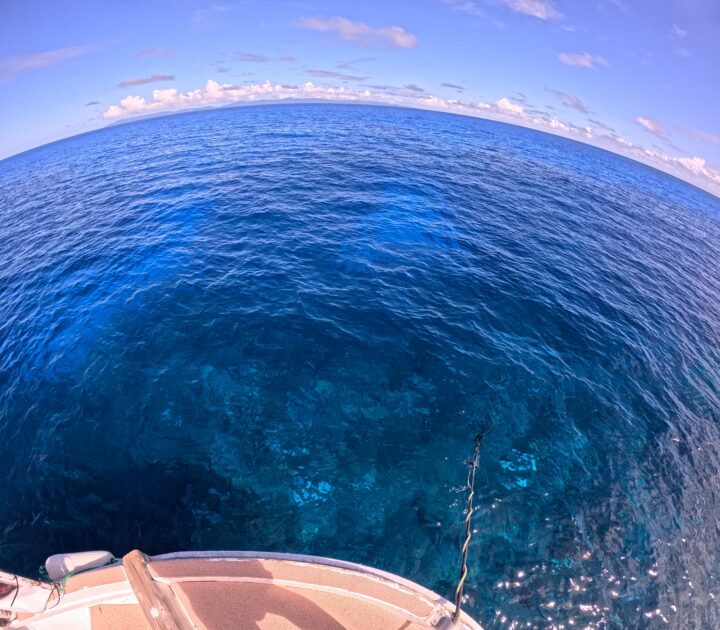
left=10, top=573, right=18, bottom=608
left=452, top=432, right=485, bottom=624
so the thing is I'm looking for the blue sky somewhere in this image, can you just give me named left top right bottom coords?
left=1, top=0, right=719, bottom=194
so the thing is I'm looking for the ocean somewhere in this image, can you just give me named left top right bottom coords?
left=1, top=104, right=720, bottom=628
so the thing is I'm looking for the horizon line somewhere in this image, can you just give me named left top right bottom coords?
left=1, top=100, right=718, bottom=202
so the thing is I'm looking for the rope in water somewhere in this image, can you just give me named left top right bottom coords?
left=451, top=432, right=485, bottom=624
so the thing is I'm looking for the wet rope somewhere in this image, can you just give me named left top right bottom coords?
left=452, top=432, right=485, bottom=624
left=37, top=557, right=118, bottom=610
left=38, top=565, right=77, bottom=609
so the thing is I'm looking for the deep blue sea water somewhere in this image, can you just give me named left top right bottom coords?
left=2, top=104, right=720, bottom=628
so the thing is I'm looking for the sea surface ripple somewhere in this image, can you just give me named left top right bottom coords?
left=2, top=104, right=720, bottom=628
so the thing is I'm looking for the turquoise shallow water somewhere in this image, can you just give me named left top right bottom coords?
left=2, top=104, right=720, bottom=628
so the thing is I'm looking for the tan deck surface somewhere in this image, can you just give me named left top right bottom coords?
left=65, top=566, right=127, bottom=594
left=90, top=604, right=152, bottom=630
left=150, top=558, right=432, bottom=618
left=173, top=581, right=428, bottom=630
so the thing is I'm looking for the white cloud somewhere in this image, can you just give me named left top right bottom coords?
left=440, top=0, right=484, bottom=16
left=671, top=24, right=687, bottom=38
left=635, top=116, right=665, bottom=136
left=557, top=52, right=609, bottom=69
left=673, top=126, right=720, bottom=145
left=635, top=117, right=720, bottom=154
left=588, top=118, right=616, bottom=134
left=547, top=89, right=591, bottom=114
left=670, top=24, right=690, bottom=57
left=497, top=0, right=561, bottom=19
left=101, top=80, right=387, bottom=119
left=100, top=79, right=720, bottom=197
left=297, top=16, right=418, bottom=49
left=677, top=156, right=707, bottom=175
left=496, top=97, right=524, bottom=114
left=0, top=44, right=96, bottom=83
left=641, top=152, right=720, bottom=189
left=443, top=0, right=560, bottom=19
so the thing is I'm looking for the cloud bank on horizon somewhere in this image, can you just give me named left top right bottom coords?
left=98, top=78, right=720, bottom=196
left=1, top=1, right=719, bottom=197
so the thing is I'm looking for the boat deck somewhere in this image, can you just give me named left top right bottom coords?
left=9, top=551, right=483, bottom=630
